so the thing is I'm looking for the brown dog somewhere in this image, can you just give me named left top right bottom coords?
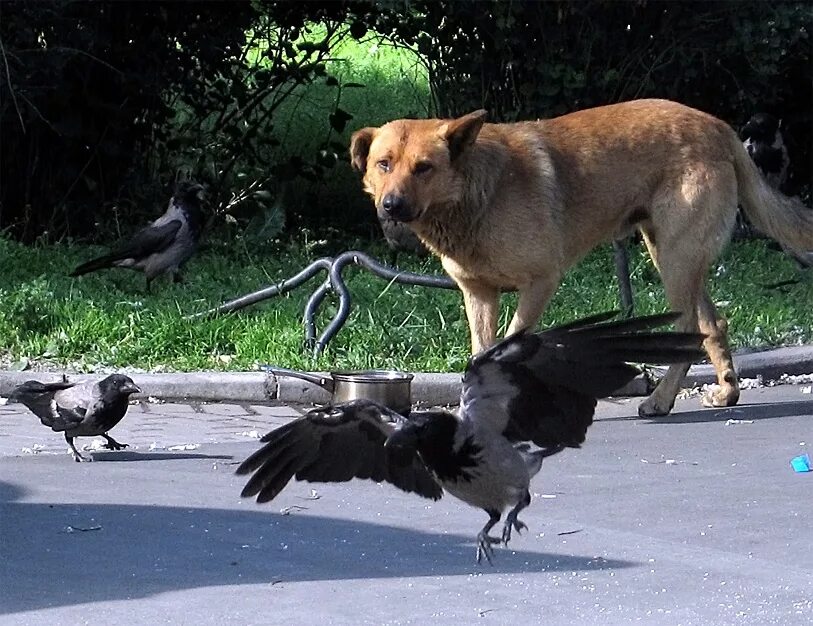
left=350, top=99, right=813, bottom=416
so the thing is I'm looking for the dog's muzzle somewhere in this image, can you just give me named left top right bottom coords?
left=380, top=193, right=415, bottom=222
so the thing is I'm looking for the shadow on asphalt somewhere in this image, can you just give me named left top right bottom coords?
left=0, top=479, right=637, bottom=614
left=91, top=451, right=234, bottom=462
left=604, top=400, right=813, bottom=424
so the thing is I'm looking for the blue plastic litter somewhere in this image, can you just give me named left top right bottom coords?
left=790, top=453, right=811, bottom=473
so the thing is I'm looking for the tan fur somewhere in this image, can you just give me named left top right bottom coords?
left=350, top=99, right=813, bottom=416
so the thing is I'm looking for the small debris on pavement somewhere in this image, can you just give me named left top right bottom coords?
left=280, top=505, right=308, bottom=516
left=21, top=444, right=45, bottom=455
left=148, top=442, right=165, bottom=451
left=679, top=373, right=813, bottom=399
left=557, top=529, right=583, bottom=536
left=738, top=376, right=764, bottom=390
left=779, top=373, right=813, bottom=385
left=725, top=419, right=755, bottom=425
left=641, top=457, right=698, bottom=465
left=238, top=430, right=261, bottom=438
left=66, top=525, right=102, bottom=533
left=167, top=443, right=200, bottom=451
left=298, top=489, right=321, bottom=501
left=0, top=396, right=7, bottom=405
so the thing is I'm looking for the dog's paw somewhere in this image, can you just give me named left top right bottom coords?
left=701, top=384, right=740, bottom=408
left=637, top=394, right=674, bottom=418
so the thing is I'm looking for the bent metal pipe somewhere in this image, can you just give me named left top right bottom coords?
left=188, top=251, right=458, bottom=356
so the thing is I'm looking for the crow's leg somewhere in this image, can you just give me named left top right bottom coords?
left=502, top=490, right=531, bottom=546
left=171, top=270, right=184, bottom=284
left=65, top=434, right=88, bottom=462
left=476, top=509, right=502, bottom=565
left=102, top=434, right=128, bottom=450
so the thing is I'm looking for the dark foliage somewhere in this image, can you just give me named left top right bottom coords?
left=390, top=0, right=811, bottom=196
left=0, top=1, right=257, bottom=240
left=0, top=0, right=374, bottom=241
left=1, top=0, right=809, bottom=243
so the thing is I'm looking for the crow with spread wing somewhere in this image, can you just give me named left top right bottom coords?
left=237, top=311, right=705, bottom=563
left=10, top=374, right=141, bottom=462
left=70, top=181, right=205, bottom=291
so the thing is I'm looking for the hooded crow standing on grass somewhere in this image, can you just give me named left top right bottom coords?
left=70, top=181, right=205, bottom=291
left=10, top=374, right=141, bottom=462
left=237, top=311, right=706, bottom=563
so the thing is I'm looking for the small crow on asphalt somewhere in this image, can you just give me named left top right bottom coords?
left=10, top=374, right=141, bottom=462
left=70, top=181, right=205, bottom=291
left=237, top=311, right=706, bottom=564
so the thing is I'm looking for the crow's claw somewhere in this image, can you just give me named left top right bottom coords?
left=475, top=531, right=501, bottom=565
left=501, top=516, right=528, bottom=546
left=102, top=435, right=128, bottom=451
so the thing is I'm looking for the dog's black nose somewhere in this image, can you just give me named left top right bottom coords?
left=381, top=194, right=414, bottom=222
left=382, top=194, right=403, bottom=215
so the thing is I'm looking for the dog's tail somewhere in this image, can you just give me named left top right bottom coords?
left=733, top=134, right=813, bottom=263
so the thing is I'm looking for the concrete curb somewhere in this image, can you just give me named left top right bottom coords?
left=1, top=346, right=811, bottom=405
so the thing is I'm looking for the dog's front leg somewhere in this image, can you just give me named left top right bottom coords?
left=458, top=279, right=500, bottom=353
left=506, top=276, right=560, bottom=336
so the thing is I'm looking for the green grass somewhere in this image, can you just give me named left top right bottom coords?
left=233, top=30, right=432, bottom=231
left=0, top=236, right=810, bottom=374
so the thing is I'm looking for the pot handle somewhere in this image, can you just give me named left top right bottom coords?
left=260, top=365, right=334, bottom=392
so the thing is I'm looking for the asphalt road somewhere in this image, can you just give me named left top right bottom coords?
left=1, top=385, right=811, bottom=625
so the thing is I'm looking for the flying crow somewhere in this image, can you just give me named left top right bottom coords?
left=70, top=181, right=205, bottom=290
left=237, top=311, right=705, bottom=563
left=10, top=374, right=141, bottom=462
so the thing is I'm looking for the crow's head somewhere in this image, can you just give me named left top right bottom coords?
left=741, top=113, right=780, bottom=143
left=174, top=181, right=207, bottom=205
left=99, top=374, right=141, bottom=400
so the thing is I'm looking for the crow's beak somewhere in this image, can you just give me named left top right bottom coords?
left=122, top=383, right=141, bottom=395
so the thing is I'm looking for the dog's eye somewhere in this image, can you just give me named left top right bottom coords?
left=376, top=160, right=390, bottom=173
left=414, top=162, right=433, bottom=175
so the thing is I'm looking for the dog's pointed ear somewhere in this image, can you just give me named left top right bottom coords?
left=441, top=110, right=487, bottom=161
left=350, top=127, right=376, bottom=172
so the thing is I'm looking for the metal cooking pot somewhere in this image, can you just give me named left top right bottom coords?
left=262, top=366, right=413, bottom=415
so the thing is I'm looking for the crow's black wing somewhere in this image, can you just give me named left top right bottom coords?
left=237, top=399, right=443, bottom=504
left=49, top=405, right=88, bottom=432
left=109, top=220, right=182, bottom=260
left=460, top=311, right=706, bottom=447
left=70, top=220, right=182, bottom=276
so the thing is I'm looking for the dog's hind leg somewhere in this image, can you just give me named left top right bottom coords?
left=696, top=289, right=739, bottom=408
left=637, top=166, right=740, bottom=416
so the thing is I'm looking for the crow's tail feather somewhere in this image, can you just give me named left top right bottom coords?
left=70, top=254, right=117, bottom=277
